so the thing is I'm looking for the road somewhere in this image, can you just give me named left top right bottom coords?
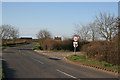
left=2, top=43, right=118, bottom=79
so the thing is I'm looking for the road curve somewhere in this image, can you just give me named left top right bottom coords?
left=2, top=43, right=118, bottom=79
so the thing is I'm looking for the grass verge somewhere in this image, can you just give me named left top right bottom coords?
left=32, top=43, right=41, bottom=50
left=2, top=42, right=30, bottom=50
left=66, top=55, right=119, bottom=73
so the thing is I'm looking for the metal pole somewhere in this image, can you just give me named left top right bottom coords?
left=74, top=46, right=76, bottom=55
left=74, top=47, right=75, bottom=55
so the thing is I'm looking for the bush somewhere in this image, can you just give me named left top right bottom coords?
left=39, top=38, right=89, bottom=51
left=60, top=39, right=73, bottom=51
left=57, top=39, right=89, bottom=51
left=40, top=38, right=73, bottom=51
left=41, top=38, right=57, bottom=50
left=81, top=40, right=118, bottom=65
left=78, top=40, right=89, bottom=51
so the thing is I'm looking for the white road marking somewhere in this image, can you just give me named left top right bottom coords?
left=31, top=57, right=44, bottom=64
left=19, top=50, right=44, bottom=64
left=56, top=69, right=80, bottom=80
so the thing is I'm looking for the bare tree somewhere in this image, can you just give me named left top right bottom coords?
left=1, top=25, right=19, bottom=39
left=95, top=12, right=117, bottom=41
left=74, top=24, right=91, bottom=41
left=1, top=25, right=19, bottom=44
left=36, top=29, right=52, bottom=39
left=1, top=25, right=11, bottom=39
left=10, top=27, right=19, bottom=39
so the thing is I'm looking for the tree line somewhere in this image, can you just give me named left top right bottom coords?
left=1, top=12, right=118, bottom=42
left=36, top=12, right=118, bottom=42
left=74, top=12, right=118, bottom=41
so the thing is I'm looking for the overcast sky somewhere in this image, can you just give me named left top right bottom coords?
left=2, top=2, right=118, bottom=39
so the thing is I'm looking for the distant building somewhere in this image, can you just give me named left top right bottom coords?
left=54, top=36, right=62, bottom=42
left=20, top=37, right=32, bottom=40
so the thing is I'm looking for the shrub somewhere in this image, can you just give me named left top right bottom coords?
left=40, top=38, right=89, bottom=51
left=41, top=38, right=57, bottom=50
left=78, top=40, right=89, bottom=51
left=60, top=39, right=73, bottom=51
left=81, top=40, right=118, bottom=65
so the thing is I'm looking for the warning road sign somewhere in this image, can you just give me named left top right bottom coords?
left=73, top=36, right=78, bottom=42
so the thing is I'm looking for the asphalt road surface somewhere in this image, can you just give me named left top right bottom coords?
left=2, top=43, right=118, bottom=79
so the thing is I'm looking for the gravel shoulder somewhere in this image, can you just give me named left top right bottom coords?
left=34, top=50, right=85, bottom=60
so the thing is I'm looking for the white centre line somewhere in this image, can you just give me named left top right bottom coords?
left=31, top=57, right=44, bottom=64
left=56, top=69, right=80, bottom=80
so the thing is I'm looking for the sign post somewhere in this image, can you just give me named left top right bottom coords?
left=74, top=45, right=76, bottom=55
left=73, top=36, right=78, bottom=55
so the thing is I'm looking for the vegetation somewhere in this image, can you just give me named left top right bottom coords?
left=72, top=12, right=119, bottom=68
left=32, top=43, right=42, bottom=50
left=81, top=35, right=118, bottom=65
left=66, top=55, right=119, bottom=72
left=33, top=38, right=89, bottom=52
left=2, top=41, right=30, bottom=49
left=36, top=29, right=52, bottom=39
left=0, top=25, right=19, bottom=45
left=75, top=13, right=118, bottom=41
